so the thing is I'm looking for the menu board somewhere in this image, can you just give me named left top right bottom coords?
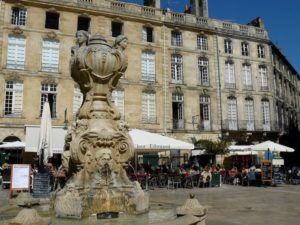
left=261, top=160, right=272, bottom=183
left=10, top=164, right=31, bottom=190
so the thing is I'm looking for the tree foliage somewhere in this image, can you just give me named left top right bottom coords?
left=195, top=139, right=230, bottom=155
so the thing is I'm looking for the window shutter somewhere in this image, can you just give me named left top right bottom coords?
left=142, top=93, right=156, bottom=123
left=73, top=87, right=83, bottom=116
left=112, top=90, right=124, bottom=118
left=142, top=27, right=147, bottom=41
left=7, top=36, right=26, bottom=69
left=141, top=51, right=155, bottom=81
left=12, top=82, right=23, bottom=115
left=42, top=40, right=60, bottom=72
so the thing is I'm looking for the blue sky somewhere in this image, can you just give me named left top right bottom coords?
left=123, top=0, right=300, bottom=73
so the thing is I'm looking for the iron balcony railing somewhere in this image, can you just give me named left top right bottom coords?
left=222, top=119, right=280, bottom=132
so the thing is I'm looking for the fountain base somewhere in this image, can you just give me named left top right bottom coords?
left=53, top=181, right=149, bottom=219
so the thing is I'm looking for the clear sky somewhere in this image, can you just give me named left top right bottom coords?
left=123, top=0, right=300, bottom=73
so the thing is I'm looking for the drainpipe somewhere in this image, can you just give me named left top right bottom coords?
left=162, top=16, right=167, bottom=134
left=215, top=33, right=223, bottom=137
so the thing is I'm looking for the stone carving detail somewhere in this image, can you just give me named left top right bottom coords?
left=53, top=31, right=148, bottom=218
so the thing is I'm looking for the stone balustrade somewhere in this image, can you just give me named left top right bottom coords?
left=21, top=0, right=268, bottom=39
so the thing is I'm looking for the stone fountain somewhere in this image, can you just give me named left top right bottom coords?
left=53, top=31, right=149, bottom=219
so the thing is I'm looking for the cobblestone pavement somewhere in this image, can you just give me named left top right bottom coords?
left=1, top=184, right=300, bottom=225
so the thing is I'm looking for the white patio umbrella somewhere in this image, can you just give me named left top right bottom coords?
left=249, top=140, right=294, bottom=153
left=37, top=101, right=53, bottom=163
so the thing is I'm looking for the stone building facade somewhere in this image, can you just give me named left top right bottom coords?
left=0, top=0, right=299, bottom=157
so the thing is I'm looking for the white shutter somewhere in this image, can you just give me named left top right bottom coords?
left=12, top=82, right=23, bottom=115
left=7, top=36, right=26, bottom=69
left=73, top=87, right=83, bottom=116
left=141, top=51, right=155, bottom=81
left=228, top=98, right=237, bottom=130
left=243, top=65, right=252, bottom=86
left=142, top=93, right=156, bottom=123
left=42, top=40, right=60, bottom=72
left=142, top=27, right=147, bottom=41
left=112, top=90, right=124, bottom=118
left=260, top=67, right=268, bottom=87
left=245, top=99, right=254, bottom=130
left=225, top=62, right=235, bottom=84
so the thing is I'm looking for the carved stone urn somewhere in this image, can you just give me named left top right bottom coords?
left=53, top=33, right=149, bottom=219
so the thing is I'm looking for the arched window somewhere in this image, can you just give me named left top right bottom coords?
left=198, top=57, right=209, bottom=86
left=244, top=97, right=254, bottom=130
left=242, top=64, right=252, bottom=90
left=227, top=96, right=237, bottom=130
left=261, top=99, right=270, bottom=131
left=172, top=93, right=184, bottom=129
left=259, top=66, right=268, bottom=91
left=171, top=54, right=183, bottom=83
left=199, top=95, right=211, bottom=130
left=225, top=61, right=235, bottom=89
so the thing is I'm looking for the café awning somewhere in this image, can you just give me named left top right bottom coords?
left=25, top=125, right=67, bottom=154
left=129, top=129, right=194, bottom=150
left=0, top=141, right=25, bottom=149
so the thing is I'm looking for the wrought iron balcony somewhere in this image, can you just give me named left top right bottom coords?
left=192, top=115, right=211, bottom=131
left=222, top=119, right=279, bottom=132
left=172, top=119, right=185, bottom=130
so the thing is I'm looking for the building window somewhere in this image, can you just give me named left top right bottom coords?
left=142, top=26, right=153, bottom=42
left=7, top=36, right=26, bottom=70
left=259, top=66, right=268, bottom=91
left=172, top=93, right=184, bottom=129
left=197, top=35, right=208, bottom=50
left=73, top=86, right=83, bottom=117
left=224, top=39, right=232, bottom=54
left=241, top=42, right=249, bottom=56
left=242, top=64, right=252, bottom=90
left=42, top=39, right=60, bottom=72
left=40, top=84, right=57, bottom=118
left=112, top=89, right=124, bottom=119
left=171, top=31, right=182, bottom=47
left=141, top=51, right=155, bottom=81
left=257, top=45, right=265, bottom=58
left=142, top=92, right=156, bottom=123
left=77, top=16, right=90, bottom=31
left=171, top=54, right=183, bottom=83
left=262, top=100, right=270, bottom=131
left=198, top=57, right=209, bottom=86
left=111, top=21, right=123, bottom=37
left=244, top=98, right=254, bottom=131
left=45, top=12, right=60, bottom=30
left=227, top=97, right=237, bottom=130
left=199, top=96, right=211, bottom=130
left=225, top=61, right=235, bottom=89
left=4, top=81, right=23, bottom=117
left=11, top=7, right=27, bottom=26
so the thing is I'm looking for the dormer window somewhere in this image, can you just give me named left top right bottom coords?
left=142, top=26, right=153, bottom=42
left=11, top=7, right=27, bottom=26
left=45, top=12, right=60, bottom=30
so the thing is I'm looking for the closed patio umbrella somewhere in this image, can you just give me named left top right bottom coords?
left=37, top=101, right=53, bottom=164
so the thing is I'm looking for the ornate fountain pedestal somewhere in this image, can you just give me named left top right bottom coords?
left=53, top=33, right=149, bottom=218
